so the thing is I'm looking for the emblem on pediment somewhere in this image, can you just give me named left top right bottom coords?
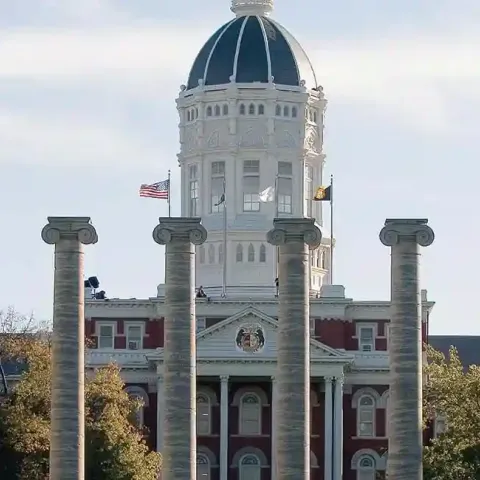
left=276, top=130, right=297, bottom=148
left=235, top=324, right=265, bottom=353
left=304, top=128, right=317, bottom=153
left=239, top=127, right=265, bottom=148
left=207, top=130, right=219, bottom=148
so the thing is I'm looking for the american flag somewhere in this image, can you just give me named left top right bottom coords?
left=139, top=179, right=170, bottom=199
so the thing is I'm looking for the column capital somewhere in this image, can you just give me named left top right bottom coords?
left=334, top=374, right=344, bottom=386
left=41, top=217, right=98, bottom=245
left=324, top=376, right=333, bottom=384
left=152, top=217, right=207, bottom=246
left=220, top=375, right=229, bottom=382
left=266, top=218, right=322, bottom=249
left=379, top=218, right=434, bottom=248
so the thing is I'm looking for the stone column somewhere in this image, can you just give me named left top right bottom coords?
left=379, top=218, right=434, bottom=480
left=267, top=218, right=322, bottom=480
left=153, top=217, right=207, bottom=480
left=219, top=375, right=229, bottom=480
left=271, top=375, right=278, bottom=480
left=41, top=217, right=98, bottom=480
left=332, top=375, right=343, bottom=480
left=156, top=375, right=164, bottom=452
left=323, top=376, right=333, bottom=480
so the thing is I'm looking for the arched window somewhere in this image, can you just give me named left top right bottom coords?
left=275, top=104, right=281, bottom=116
left=239, top=104, right=246, bottom=115
left=248, top=103, right=255, bottom=115
left=248, top=243, right=255, bottom=262
left=195, top=107, right=199, bottom=118
left=358, top=395, right=375, bottom=437
left=313, top=111, right=318, bottom=123
left=198, top=245, right=205, bottom=264
left=291, top=106, right=298, bottom=118
left=187, top=110, right=191, bottom=122
left=197, top=453, right=210, bottom=480
left=218, top=243, right=224, bottom=264
left=236, top=244, right=243, bottom=262
left=214, top=104, right=221, bottom=116
left=239, top=393, right=261, bottom=435
left=239, top=454, right=261, bottom=480
left=357, top=455, right=375, bottom=480
left=222, top=104, right=229, bottom=115
left=208, top=244, right=215, bottom=264
left=259, top=244, right=266, bottom=262
left=206, top=106, right=212, bottom=117
left=258, top=104, right=265, bottom=115
left=196, top=393, right=211, bottom=435
left=283, top=105, right=289, bottom=116
left=125, top=386, right=149, bottom=429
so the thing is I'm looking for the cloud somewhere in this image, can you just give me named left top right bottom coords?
left=0, top=22, right=479, bottom=168
left=0, top=109, right=165, bottom=167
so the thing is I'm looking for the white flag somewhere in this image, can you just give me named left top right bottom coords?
left=259, top=186, right=275, bottom=202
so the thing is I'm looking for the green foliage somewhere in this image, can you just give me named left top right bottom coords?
left=423, top=344, right=480, bottom=479
left=0, top=334, right=161, bottom=480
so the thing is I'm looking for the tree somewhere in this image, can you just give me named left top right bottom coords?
left=0, top=328, right=161, bottom=480
left=422, top=344, right=480, bottom=479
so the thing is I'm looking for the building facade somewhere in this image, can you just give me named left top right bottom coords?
left=84, top=1, right=434, bottom=479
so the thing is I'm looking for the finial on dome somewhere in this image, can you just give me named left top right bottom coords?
left=231, top=0, right=274, bottom=17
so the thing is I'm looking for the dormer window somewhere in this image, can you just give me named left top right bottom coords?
left=258, top=104, right=265, bottom=115
left=206, top=106, right=212, bottom=117
left=239, top=104, right=246, bottom=115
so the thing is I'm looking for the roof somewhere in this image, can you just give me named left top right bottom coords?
left=428, top=335, right=480, bottom=369
left=186, top=15, right=317, bottom=90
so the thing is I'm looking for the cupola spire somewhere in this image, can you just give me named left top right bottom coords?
left=231, top=0, right=274, bottom=17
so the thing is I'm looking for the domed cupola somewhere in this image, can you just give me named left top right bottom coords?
left=186, top=0, right=318, bottom=90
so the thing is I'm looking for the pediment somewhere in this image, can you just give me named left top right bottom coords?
left=192, top=306, right=349, bottom=361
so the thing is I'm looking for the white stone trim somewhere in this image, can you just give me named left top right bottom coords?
left=231, top=446, right=268, bottom=466
left=350, top=448, right=385, bottom=470
left=198, top=445, right=218, bottom=466
left=351, top=387, right=382, bottom=408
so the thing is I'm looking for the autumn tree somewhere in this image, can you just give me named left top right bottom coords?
left=423, top=344, right=480, bottom=480
left=0, top=313, right=161, bottom=480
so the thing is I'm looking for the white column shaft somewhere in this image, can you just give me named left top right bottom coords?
left=324, top=378, right=333, bottom=480
left=271, top=377, right=278, bottom=480
left=333, top=378, right=343, bottom=480
left=156, top=376, right=164, bottom=452
left=220, top=376, right=229, bottom=480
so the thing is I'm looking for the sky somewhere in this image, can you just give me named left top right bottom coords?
left=0, top=0, right=479, bottom=334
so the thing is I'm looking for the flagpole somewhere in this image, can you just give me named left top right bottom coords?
left=274, top=174, right=279, bottom=281
left=221, top=177, right=227, bottom=298
left=167, top=169, right=171, bottom=217
left=330, top=174, right=334, bottom=284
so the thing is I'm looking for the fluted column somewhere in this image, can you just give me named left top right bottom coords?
left=332, top=375, right=343, bottom=480
left=41, top=217, right=98, bottom=480
left=379, top=218, right=434, bottom=480
left=324, top=376, right=333, bottom=480
left=271, top=375, right=278, bottom=480
left=267, top=218, right=322, bottom=480
left=156, top=376, right=164, bottom=452
left=153, top=217, right=207, bottom=480
left=219, top=375, right=229, bottom=480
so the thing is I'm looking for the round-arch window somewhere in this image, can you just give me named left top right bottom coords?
left=242, top=455, right=259, bottom=465
left=360, top=396, right=374, bottom=406
left=359, top=456, right=374, bottom=468
left=239, top=454, right=261, bottom=480
left=197, top=454, right=210, bottom=479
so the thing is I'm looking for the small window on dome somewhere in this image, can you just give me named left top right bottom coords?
left=206, top=106, right=212, bottom=117
left=283, top=106, right=289, bottom=117
left=195, top=107, right=198, bottom=119
left=248, top=103, right=255, bottom=115
left=187, top=110, right=191, bottom=122
left=214, top=105, right=221, bottom=116
left=291, top=106, right=297, bottom=118
left=258, top=104, right=265, bottom=115
left=275, top=105, right=281, bottom=116
left=239, top=104, right=246, bottom=115
left=313, top=111, right=318, bottom=123
left=223, top=104, right=229, bottom=116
